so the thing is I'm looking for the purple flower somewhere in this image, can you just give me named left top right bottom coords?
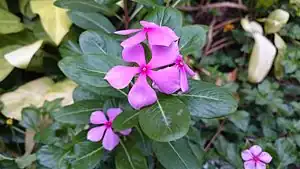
left=241, top=145, right=272, bottom=169
left=115, top=21, right=179, bottom=48
left=174, top=55, right=195, bottom=92
left=87, top=108, right=132, bottom=151
left=104, top=44, right=179, bottom=110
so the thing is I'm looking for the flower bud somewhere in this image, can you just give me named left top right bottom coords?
left=264, top=9, right=290, bottom=34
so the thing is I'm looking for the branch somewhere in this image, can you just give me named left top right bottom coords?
left=204, top=119, right=226, bottom=152
left=178, top=2, right=248, bottom=11
left=123, top=0, right=130, bottom=29
left=205, top=41, right=235, bottom=55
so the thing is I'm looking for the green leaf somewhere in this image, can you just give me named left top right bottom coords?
left=256, top=0, right=278, bottom=8
left=275, top=138, right=297, bottom=167
left=94, top=0, right=119, bottom=4
left=52, top=100, right=103, bottom=124
left=280, top=22, right=300, bottom=40
left=20, top=107, right=40, bottom=131
left=72, top=142, right=104, bottom=169
left=73, top=86, right=107, bottom=102
left=0, top=46, right=16, bottom=82
left=228, top=110, right=250, bottom=132
left=19, top=0, right=36, bottom=19
left=113, top=110, right=139, bottom=131
left=37, top=145, right=70, bottom=169
left=68, top=11, right=116, bottom=33
left=59, top=40, right=82, bottom=58
left=175, top=80, right=238, bottom=118
left=274, top=33, right=287, bottom=80
left=153, top=138, right=202, bottom=169
left=54, top=0, right=118, bottom=16
left=115, top=139, right=148, bottom=169
left=0, top=0, right=8, bottom=10
left=79, top=30, right=122, bottom=56
left=0, top=8, right=24, bottom=34
left=177, top=25, right=207, bottom=58
left=132, top=0, right=162, bottom=6
left=139, top=97, right=190, bottom=142
left=144, top=7, right=182, bottom=30
left=15, top=154, right=36, bottom=169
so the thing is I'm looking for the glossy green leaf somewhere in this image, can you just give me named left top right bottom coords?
left=68, top=11, right=116, bottom=33
left=132, top=0, right=162, bottom=6
left=52, top=100, right=103, bottom=124
left=20, top=107, right=40, bottom=131
left=178, top=25, right=207, bottom=58
left=175, top=80, right=238, bottom=118
left=59, top=40, right=82, bottom=58
left=73, top=86, right=107, bottom=102
left=144, top=7, right=182, bottom=30
left=54, top=0, right=118, bottom=16
left=229, top=110, right=250, bottom=132
left=139, top=97, right=190, bottom=142
left=115, top=140, right=148, bottom=169
left=275, top=138, right=297, bottom=167
left=72, top=142, right=104, bottom=169
left=79, top=30, right=122, bottom=56
left=153, top=139, right=202, bottom=169
left=113, top=110, right=139, bottom=131
left=0, top=8, right=24, bottom=34
left=37, top=145, right=70, bottom=169
left=94, top=0, right=118, bottom=4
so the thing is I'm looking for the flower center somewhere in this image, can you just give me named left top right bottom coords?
left=140, top=65, right=149, bottom=75
left=105, top=121, right=112, bottom=128
left=143, top=27, right=152, bottom=32
left=253, top=156, right=260, bottom=163
left=175, top=58, right=185, bottom=68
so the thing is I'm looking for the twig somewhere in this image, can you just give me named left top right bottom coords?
left=204, top=18, right=216, bottom=55
left=178, top=2, right=248, bottom=11
left=213, top=17, right=241, bottom=30
left=205, top=41, right=235, bottom=55
left=211, top=37, right=231, bottom=48
left=123, top=0, right=130, bottom=29
left=204, top=120, right=226, bottom=152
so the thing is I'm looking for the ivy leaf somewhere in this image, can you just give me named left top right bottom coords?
left=138, top=97, right=190, bottom=142
left=54, top=0, right=119, bottom=16
left=177, top=25, right=207, bottom=58
left=175, top=80, right=238, bottom=118
left=31, top=0, right=72, bottom=45
left=144, top=7, right=182, bottom=30
left=275, top=138, right=297, bottom=167
left=153, top=138, right=202, bottom=169
left=0, top=8, right=24, bottom=34
left=68, top=11, right=116, bottom=33
left=72, top=142, right=104, bottom=169
left=52, top=100, right=103, bottom=124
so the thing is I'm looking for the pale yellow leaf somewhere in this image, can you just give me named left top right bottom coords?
left=30, top=0, right=72, bottom=45
left=0, top=77, right=54, bottom=120
left=265, top=9, right=289, bottom=34
left=4, top=40, right=43, bottom=69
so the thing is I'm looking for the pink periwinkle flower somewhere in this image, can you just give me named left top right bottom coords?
left=241, top=145, right=272, bottom=169
left=104, top=44, right=180, bottom=110
left=174, top=55, right=195, bottom=92
left=115, top=21, right=179, bottom=48
left=87, top=108, right=132, bottom=151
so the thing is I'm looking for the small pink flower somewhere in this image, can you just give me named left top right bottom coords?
left=115, top=21, right=179, bottom=48
left=174, top=55, right=195, bottom=92
left=104, top=44, right=179, bottom=110
left=241, top=145, right=272, bottom=169
left=87, top=108, right=132, bottom=151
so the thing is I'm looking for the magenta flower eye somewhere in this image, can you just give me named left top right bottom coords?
left=241, top=145, right=272, bottom=169
left=87, top=108, right=132, bottom=151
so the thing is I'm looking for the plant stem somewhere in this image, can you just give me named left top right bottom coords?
left=123, top=0, right=130, bottom=29
left=171, top=0, right=181, bottom=7
left=204, top=119, right=226, bottom=152
left=130, top=5, right=143, bottom=20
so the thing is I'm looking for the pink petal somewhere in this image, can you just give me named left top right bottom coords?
left=114, top=29, right=141, bottom=35
left=140, top=21, right=159, bottom=28
left=87, top=126, right=106, bottom=142
left=161, top=26, right=179, bottom=40
left=128, top=75, right=157, bottom=110
left=241, top=150, right=253, bottom=161
left=104, top=66, right=139, bottom=89
left=258, top=152, right=272, bottom=163
left=249, top=145, right=262, bottom=156
left=121, top=31, right=146, bottom=47
left=244, top=160, right=256, bottom=169
left=90, top=111, right=108, bottom=124
left=122, top=44, right=146, bottom=66
left=148, top=27, right=178, bottom=46
left=107, top=108, right=122, bottom=122
left=119, top=128, right=132, bottom=136
left=180, top=68, right=189, bottom=93
left=148, top=67, right=180, bottom=94
left=184, top=64, right=196, bottom=76
left=256, top=161, right=266, bottom=169
left=148, top=42, right=179, bottom=69
left=102, top=128, right=120, bottom=151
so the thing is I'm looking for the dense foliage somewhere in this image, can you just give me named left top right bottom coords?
left=0, top=0, right=300, bottom=169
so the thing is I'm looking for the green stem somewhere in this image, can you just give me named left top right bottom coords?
left=120, top=139, right=136, bottom=169
left=171, top=0, right=181, bottom=7
left=130, top=5, right=143, bottom=20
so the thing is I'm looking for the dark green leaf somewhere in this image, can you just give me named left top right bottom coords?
left=228, top=110, right=250, bottom=132
left=72, top=142, right=104, bottom=169
left=0, top=8, right=24, bottom=34
left=175, top=80, right=238, bottom=118
left=94, top=0, right=119, bottom=4
left=54, top=0, right=118, bottom=16
left=144, top=7, right=182, bottom=30
left=52, top=100, right=103, bottom=124
left=132, top=0, right=162, bottom=6
left=20, top=107, right=40, bottom=131
left=73, top=86, right=108, bottom=102
left=59, top=40, right=82, bottom=58
left=275, top=138, right=297, bottom=167
left=178, top=25, right=207, bottom=58
left=68, top=11, right=116, bottom=33
left=153, top=138, right=202, bottom=169
left=113, top=110, right=139, bottom=131
left=37, top=145, right=70, bottom=169
left=139, top=97, right=190, bottom=142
